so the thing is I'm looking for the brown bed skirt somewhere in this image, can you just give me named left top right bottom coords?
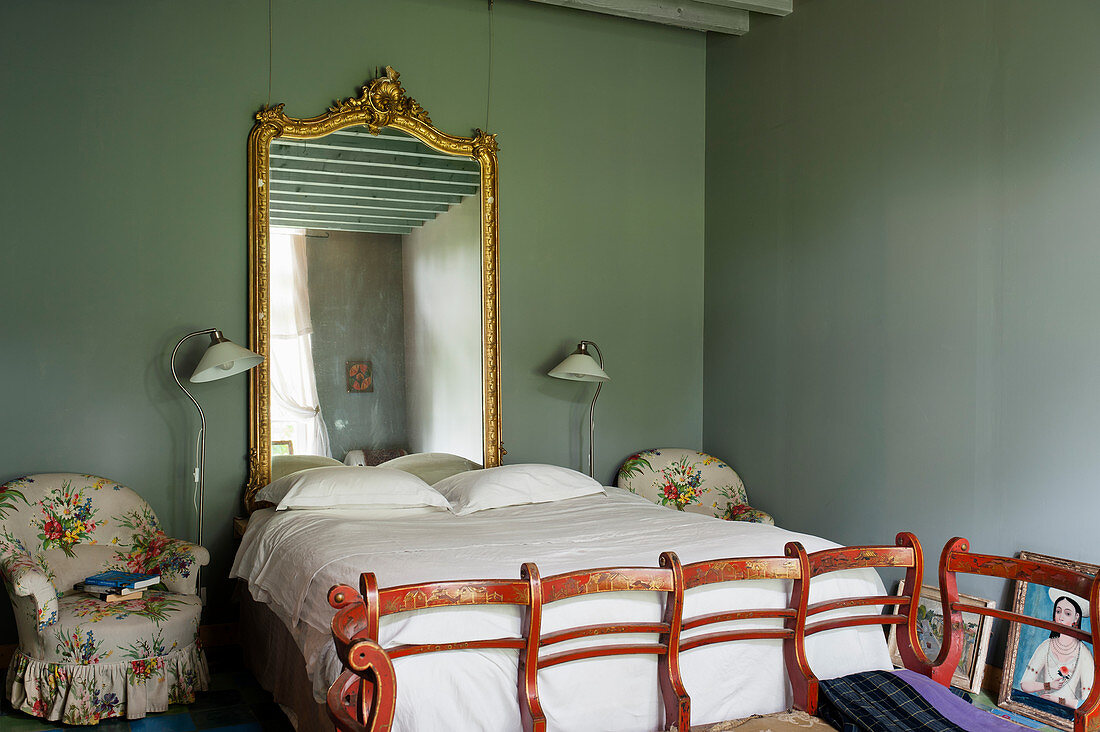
left=240, top=588, right=332, bottom=732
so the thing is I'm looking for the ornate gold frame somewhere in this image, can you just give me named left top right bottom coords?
left=244, top=67, right=501, bottom=512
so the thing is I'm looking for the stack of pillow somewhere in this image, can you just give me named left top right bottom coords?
left=256, top=453, right=607, bottom=516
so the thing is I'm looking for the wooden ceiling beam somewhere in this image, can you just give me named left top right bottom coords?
left=271, top=160, right=479, bottom=192
left=269, top=208, right=429, bottom=228
left=269, top=196, right=443, bottom=220
left=324, top=129, right=476, bottom=163
left=271, top=139, right=480, bottom=174
left=268, top=185, right=454, bottom=210
left=694, top=0, right=789, bottom=16
left=270, top=205, right=436, bottom=224
left=271, top=219, right=413, bottom=236
left=526, top=0, right=749, bottom=34
left=269, top=171, right=473, bottom=201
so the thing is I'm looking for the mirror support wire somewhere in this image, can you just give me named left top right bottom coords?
left=486, top=0, right=494, bottom=133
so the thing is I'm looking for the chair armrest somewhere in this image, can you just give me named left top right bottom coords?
left=724, top=504, right=775, bottom=525
left=0, top=542, right=60, bottom=629
left=145, top=536, right=210, bottom=595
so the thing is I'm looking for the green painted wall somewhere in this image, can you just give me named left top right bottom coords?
left=0, top=0, right=705, bottom=639
left=704, top=0, right=1100, bottom=583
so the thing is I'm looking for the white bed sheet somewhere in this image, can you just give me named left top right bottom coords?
left=231, top=486, right=892, bottom=731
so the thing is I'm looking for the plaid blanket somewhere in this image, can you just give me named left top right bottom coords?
left=817, top=670, right=964, bottom=732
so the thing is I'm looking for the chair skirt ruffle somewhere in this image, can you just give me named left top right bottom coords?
left=5, top=639, right=209, bottom=724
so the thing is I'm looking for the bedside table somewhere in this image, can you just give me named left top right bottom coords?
left=233, top=515, right=249, bottom=539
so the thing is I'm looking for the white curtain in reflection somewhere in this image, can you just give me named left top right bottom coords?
left=270, top=228, right=331, bottom=458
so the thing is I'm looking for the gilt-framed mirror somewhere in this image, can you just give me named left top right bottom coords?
left=244, top=67, right=501, bottom=511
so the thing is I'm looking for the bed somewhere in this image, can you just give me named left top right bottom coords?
left=230, top=464, right=893, bottom=731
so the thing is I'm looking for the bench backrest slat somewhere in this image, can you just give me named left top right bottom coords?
left=679, top=555, right=806, bottom=656
left=326, top=573, right=534, bottom=731
left=523, top=553, right=690, bottom=732
left=782, top=532, right=927, bottom=714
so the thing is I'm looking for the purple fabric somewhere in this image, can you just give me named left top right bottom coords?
left=893, top=669, right=1026, bottom=731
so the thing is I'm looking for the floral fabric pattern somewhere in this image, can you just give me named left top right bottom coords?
left=0, top=473, right=209, bottom=723
left=617, top=453, right=653, bottom=482
left=617, top=448, right=774, bottom=525
left=0, top=476, right=29, bottom=521
left=657, top=455, right=705, bottom=510
left=121, top=630, right=175, bottom=660
left=0, top=531, right=50, bottom=587
left=7, top=641, right=208, bottom=724
left=41, top=592, right=200, bottom=664
left=723, top=505, right=774, bottom=524
left=72, top=590, right=187, bottom=625
left=109, top=506, right=202, bottom=593
left=0, top=529, right=59, bottom=630
left=127, top=656, right=164, bottom=685
left=34, top=480, right=101, bottom=557
left=55, top=628, right=111, bottom=665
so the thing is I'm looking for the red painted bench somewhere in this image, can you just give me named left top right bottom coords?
left=326, top=533, right=1100, bottom=732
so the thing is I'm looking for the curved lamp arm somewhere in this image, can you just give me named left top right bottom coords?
left=548, top=340, right=609, bottom=478
left=170, top=329, right=263, bottom=553
left=170, top=329, right=219, bottom=549
left=584, top=341, right=604, bottom=479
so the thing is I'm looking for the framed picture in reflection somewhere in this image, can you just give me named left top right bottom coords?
left=346, top=360, right=373, bottom=393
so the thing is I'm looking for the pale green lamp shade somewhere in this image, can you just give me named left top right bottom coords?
left=548, top=351, right=609, bottom=382
left=191, top=339, right=264, bottom=383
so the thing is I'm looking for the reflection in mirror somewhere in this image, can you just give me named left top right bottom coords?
left=266, top=128, right=484, bottom=465
left=246, top=69, right=501, bottom=505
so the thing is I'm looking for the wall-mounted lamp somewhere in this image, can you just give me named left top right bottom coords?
left=170, top=329, right=263, bottom=552
left=548, top=341, right=609, bottom=478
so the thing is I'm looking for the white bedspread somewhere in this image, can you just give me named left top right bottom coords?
left=231, top=487, right=892, bottom=731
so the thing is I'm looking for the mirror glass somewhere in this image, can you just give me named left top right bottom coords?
left=266, top=127, right=484, bottom=465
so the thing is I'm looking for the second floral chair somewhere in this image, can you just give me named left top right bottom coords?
left=0, top=473, right=209, bottom=724
left=616, top=448, right=774, bottom=525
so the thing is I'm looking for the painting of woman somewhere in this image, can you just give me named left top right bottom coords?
left=1018, top=591, right=1095, bottom=709
left=1001, top=552, right=1099, bottom=731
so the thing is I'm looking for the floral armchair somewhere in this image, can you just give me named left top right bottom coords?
left=0, top=473, right=209, bottom=724
left=616, top=448, right=774, bottom=525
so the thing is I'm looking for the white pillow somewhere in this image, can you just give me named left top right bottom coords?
left=255, top=466, right=452, bottom=512
left=271, top=453, right=345, bottom=481
left=379, top=452, right=482, bottom=485
left=433, top=464, right=605, bottom=516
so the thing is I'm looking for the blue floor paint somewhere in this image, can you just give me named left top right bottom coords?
left=128, top=715, right=198, bottom=732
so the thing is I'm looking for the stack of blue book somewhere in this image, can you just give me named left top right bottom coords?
left=75, top=570, right=160, bottom=602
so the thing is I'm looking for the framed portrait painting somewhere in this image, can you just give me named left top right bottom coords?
left=887, top=580, right=995, bottom=694
left=998, top=551, right=1097, bottom=731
